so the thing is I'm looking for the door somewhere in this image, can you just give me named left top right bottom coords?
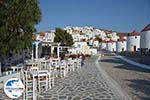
left=134, top=46, right=136, bottom=52
left=122, top=48, right=124, bottom=52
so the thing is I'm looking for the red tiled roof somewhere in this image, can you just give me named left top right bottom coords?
left=102, top=40, right=107, bottom=43
left=117, top=36, right=126, bottom=41
left=141, top=24, right=150, bottom=32
left=128, top=30, right=140, bottom=36
left=107, top=39, right=116, bottom=43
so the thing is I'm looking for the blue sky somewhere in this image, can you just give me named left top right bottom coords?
left=36, top=0, right=150, bottom=32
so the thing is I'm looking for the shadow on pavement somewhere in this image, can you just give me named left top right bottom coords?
left=101, top=53, right=150, bottom=73
left=125, top=79, right=150, bottom=100
left=100, top=58, right=123, bottom=65
left=113, top=64, right=150, bottom=73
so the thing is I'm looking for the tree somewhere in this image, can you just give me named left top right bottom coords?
left=0, top=0, right=41, bottom=56
left=106, top=35, right=111, bottom=38
left=54, top=28, right=74, bottom=47
left=95, top=36, right=102, bottom=43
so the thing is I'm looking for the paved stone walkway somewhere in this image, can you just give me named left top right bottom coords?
left=39, top=56, right=119, bottom=100
left=99, top=52, right=150, bottom=100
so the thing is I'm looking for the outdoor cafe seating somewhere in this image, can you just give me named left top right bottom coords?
left=21, top=56, right=82, bottom=100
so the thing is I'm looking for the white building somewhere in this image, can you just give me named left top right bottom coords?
left=71, top=34, right=81, bottom=42
left=99, top=31, right=106, bottom=39
left=106, top=39, right=116, bottom=52
left=72, top=27, right=83, bottom=32
left=106, top=32, right=119, bottom=41
left=140, top=24, right=150, bottom=49
left=92, top=40, right=99, bottom=48
left=68, top=42, right=91, bottom=55
left=36, top=34, right=44, bottom=41
left=64, top=26, right=73, bottom=34
left=43, top=32, right=55, bottom=42
left=127, top=30, right=140, bottom=52
left=72, top=34, right=88, bottom=42
left=86, top=33, right=94, bottom=40
left=88, top=39, right=93, bottom=46
left=35, top=31, right=55, bottom=43
left=89, top=48, right=97, bottom=55
left=116, top=37, right=127, bottom=52
left=101, top=40, right=107, bottom=49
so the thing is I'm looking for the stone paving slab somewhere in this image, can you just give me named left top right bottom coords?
left=39, top=56, right=119, bottom=100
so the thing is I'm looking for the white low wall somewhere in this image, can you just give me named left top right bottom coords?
left=113, top=53, right=150, bottom=70
left=0, top=72, right=21, bottom=83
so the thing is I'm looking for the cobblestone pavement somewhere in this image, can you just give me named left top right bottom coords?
left=0, top=88, right=23, bottom=100
left=39, top=56, right=120, bottom=100
left=0, top=56, right=121, bottom=100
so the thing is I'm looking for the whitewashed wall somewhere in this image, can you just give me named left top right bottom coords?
left=101, top=43, right=107, bottom=49
left=107, top=42, right=116, bottom=52
left=71, top=42, right=91, bottom=55
left=116, top=41, right=127, bottom=52
left=140, top=31, right=150, bottom=49
left=93, top=40, right=99, bottom=47
left=127, top=36, right=140, bottom=52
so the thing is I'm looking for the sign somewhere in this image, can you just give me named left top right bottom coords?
left=4, top=78, right=24, bottom=99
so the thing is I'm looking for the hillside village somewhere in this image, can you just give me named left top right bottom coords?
left=34, top=24, right=150, bottom=58
left=1, top=24, right=150, bottom=79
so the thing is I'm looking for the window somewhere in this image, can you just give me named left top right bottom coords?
left=78, top=44, right=81, bottom=48
left=135, top=36, right=137, bottom=39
